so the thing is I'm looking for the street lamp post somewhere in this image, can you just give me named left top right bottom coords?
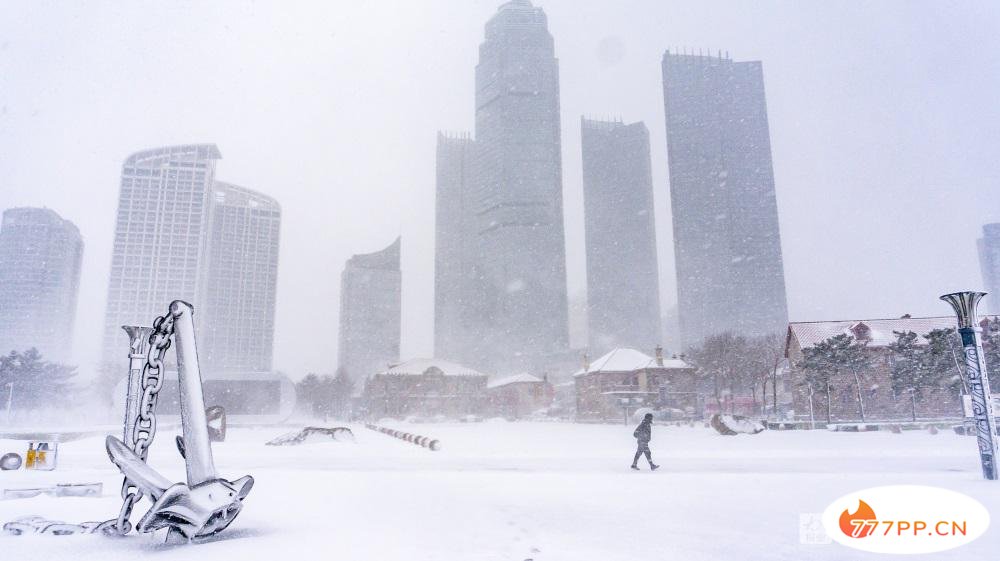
left=941, top=291, right=999, bottom=480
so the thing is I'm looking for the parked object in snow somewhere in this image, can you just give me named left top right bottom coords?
left=266, top=426, right=355, bottom=446
left=206, top=406, right=226, bottom=442
left=0, top=452, right=22, bottom=470
left=710, top=414, right=765, bottom=436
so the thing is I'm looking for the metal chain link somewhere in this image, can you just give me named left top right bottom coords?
left=3, top=310, right=177, bottom=537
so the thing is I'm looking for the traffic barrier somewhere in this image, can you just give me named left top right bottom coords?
left=364, top=423, right=441, bottom=451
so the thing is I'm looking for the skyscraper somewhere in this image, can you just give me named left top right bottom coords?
left=662, top=51, right=789, bottom=348
left=435, top=132, right=475, bottom=363
left=338, top=237, right=401, bottom=380
left=0, top=207, right=83, bottom=361
left=471, top=0, right=568, bottom=373
left=102, top=144, right=220, bottom=363
left=581, top=118, right=661, bottom=354
left=978, top=223, right=1000, bottom=315
left=200, top=182, right=281, bottom=373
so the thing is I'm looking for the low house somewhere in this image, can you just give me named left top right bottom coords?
left=785, top=316, right=975, bottom=422
left=362, top=358, right=488, bottom=419
left=486, top=373, right=554, bottom=419
left=574, top=347, right=696, bottom=423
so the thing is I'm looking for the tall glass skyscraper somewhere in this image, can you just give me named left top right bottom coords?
left=662, top=51, right=789, bottom=348
left=103, top=144, right=282, bottom=377
left=471, top=0, right=568, bottom=373
left=200, top=182, right=281, bottom=373
left=978, top=223, right=1000, bottom=315
left=0, top=207, right=83, bottom=361
left=338, top=237, right=401, bottom=380
left=435, top=132, right=475, bottom=363
left=102, top=144, right=220, bottom=364
left=581, top=118, right=661, bottom=355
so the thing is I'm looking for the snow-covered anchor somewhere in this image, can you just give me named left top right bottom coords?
left=3, top=300, right=254, bottom=541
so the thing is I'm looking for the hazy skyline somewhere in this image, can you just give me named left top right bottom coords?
left=2, top=1, right=999, bottom=378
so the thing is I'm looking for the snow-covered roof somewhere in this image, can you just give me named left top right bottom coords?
left=379, top=358, right=487, bottom=378
left=487, top=373, right=543, bottom=389
left=787, top=316, right=973, bottom=349
left=573, top=348, right=692, bottom=377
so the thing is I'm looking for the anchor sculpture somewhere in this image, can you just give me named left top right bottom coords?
left=107, top=300, right=253, bottom=541
left=3, top=300, right=253, bottom=540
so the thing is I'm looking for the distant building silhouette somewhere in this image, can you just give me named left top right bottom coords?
left=200, top=182, right=281, bottom=373
left=0, top=207, right=83, bottom=361
left=434, top=132, right=475, bottom=363
left=581, top=117, right=661, bottom=355
left=662, top=51, right=788, bottom=348
left=470, top=0, right=569, bottom=373
left=338, top=237, right=401, bottom=380
left=978, top=223, right=1000, bottom=315
left=103, top=144, right=222, bottom=364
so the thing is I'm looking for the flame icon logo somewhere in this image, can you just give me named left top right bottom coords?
left=839, top=499, right=877, bottom=538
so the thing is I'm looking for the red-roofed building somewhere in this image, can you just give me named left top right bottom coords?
left=573, top=347, right=696, bottom=423
left=486, top=373, right=554, bottom=419
left=784, top=316, right=988, bottom=422
left=361, top=358, right=488, bottom=419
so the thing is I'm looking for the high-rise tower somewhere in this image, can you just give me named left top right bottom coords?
left=102, top=144, right=220, bottom=363
left=472, top=0, right=568, bottom=373
left=200, top=182, right=281, bottom=373
left=435, top=132, right=475, bottom=363
left=581, top=118, right=661, bottom=354
left=662, top=51, right=788, bottom=348
left=978, top=223, right=1000, bottom=315
left=0, top=207, right=83, bottom=361
left=338, top=237, right=401, bottom=380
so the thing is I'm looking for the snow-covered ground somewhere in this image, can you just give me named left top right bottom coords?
left=1, top=421, right=998, bottom=560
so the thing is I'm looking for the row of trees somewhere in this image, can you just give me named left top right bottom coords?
left=798, top=320, right=1000, bottom=423
left=0, top=348, right=78, bottom=417
left=683, top=319, right=1000, bottom=422
left=684, top=333, right=785, bottom=416
left=295, top=369, right=354, bottom=421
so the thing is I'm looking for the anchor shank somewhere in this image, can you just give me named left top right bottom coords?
left=170, top=301, right=217, bottom=485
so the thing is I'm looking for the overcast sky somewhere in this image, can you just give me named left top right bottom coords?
left=2, top=1, right=999, bottom=378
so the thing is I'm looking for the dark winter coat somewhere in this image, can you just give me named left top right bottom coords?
left=633, top=420, right=652, bottom=443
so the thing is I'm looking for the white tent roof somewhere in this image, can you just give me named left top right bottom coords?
left=573, top=348, right=692, bottom=377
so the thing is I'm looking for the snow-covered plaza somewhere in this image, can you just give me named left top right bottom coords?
left=2, top=421, right=998, bottom=560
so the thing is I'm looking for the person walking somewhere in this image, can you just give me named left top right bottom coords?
left=631, top=413, right=659, bottom=470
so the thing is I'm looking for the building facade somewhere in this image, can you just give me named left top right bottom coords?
left=434, top=132, right=475, bottom=364
left=470, top=0, right=569, bottom=374
left=338, top=237, right=402, bottom=380
left=362, top=358, right=488, bottom=419
left=0, top=207, right=83, bottom=361
left=102, top=144, right=221, bottom=364
left=785, top=317, right=969, bottom=423
left=662, top=51, right=788, bottom=348
left=199, top=182, right=282, bottom=374
left=574, top=347, right=696, bottom=423
left=581, top=118, right=661, bottom=355
left=486, top=373, right=554, bottom=419
left=978, top=223, right=1000, bottom=315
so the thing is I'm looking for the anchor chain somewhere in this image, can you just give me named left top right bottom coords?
left=3, top=312, right=177, bottom=537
